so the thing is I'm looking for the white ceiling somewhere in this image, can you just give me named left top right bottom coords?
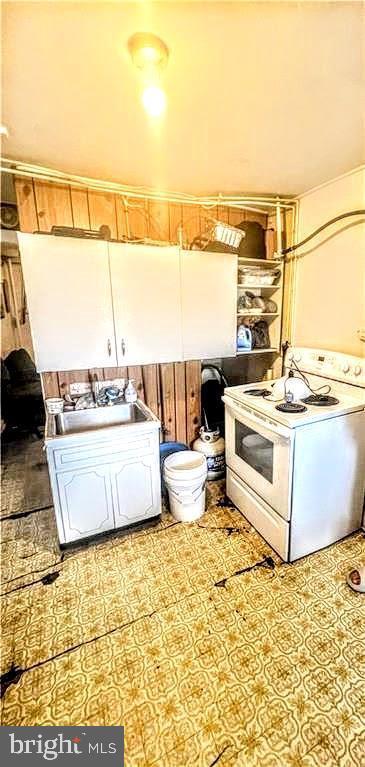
left=2, top=1, right=365, bottom=196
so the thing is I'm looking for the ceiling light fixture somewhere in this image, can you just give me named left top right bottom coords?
left=128, top=33, right=169, bottom=71
left=128, top=32, right=169, bottom=118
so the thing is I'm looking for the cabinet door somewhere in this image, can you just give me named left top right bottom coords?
left=56, top=466, right=115, bottom=543
left=18, top=233, right=117, bottom=371
left=180, top=249, right=237, bottom=359
left=111, top=453, right=161, bottom=527
left=109, top=243, right=182, bottom=365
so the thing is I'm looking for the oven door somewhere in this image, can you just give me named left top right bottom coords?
left=223, top=395, right=293, bottom=520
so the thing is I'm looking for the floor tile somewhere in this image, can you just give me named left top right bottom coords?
left=1, top=437, right=364, bottom=767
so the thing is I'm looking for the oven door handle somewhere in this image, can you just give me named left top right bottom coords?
left=222, top=396, right=291, bottom=441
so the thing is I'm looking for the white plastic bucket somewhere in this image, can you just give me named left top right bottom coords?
left=163, top=451, right=207, bottom=522
left=164, top=450, right=207, bottom=479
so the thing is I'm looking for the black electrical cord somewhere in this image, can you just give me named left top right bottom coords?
left=265, top=357, right=331, bottom=403
left=290, top=358, right=331, bottom=395
left=282, top=209, right=365, bottom=255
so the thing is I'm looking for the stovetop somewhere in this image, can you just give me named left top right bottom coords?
left=224, top=375, right=365, bottom=429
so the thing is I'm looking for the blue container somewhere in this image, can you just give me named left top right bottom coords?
left=160, top=442, right=188, bottom=496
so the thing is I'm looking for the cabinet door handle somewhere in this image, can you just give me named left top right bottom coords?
left=107, top=339, right=112, bottom=356
left=121, top=338, right=126, bottom=356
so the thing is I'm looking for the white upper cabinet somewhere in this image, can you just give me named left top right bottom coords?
left=19, top=234, right=238, bottom=372
left=109, top=243, right=182, bottom=365
left=18, top=233, right=117, bottom=371
left=180, top=249, right=238, bottom=360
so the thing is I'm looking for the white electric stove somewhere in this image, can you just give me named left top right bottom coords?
left=223, top=347, right=365, bottom=562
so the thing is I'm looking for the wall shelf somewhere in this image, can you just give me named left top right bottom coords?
left=238, top=257, right=282, bottom=266
left=236, top=348, right=279, bottom=355
left=237, top=312, right=279, bottom=317
left=237, top=283, right=281, bottom=290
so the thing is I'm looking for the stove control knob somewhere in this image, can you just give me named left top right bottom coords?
left=354, top=365, right=362, bottom=376
left=342, top=364, right=350, bottom=374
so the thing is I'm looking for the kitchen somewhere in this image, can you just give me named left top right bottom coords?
left=1, top=2, right=365, bottom=766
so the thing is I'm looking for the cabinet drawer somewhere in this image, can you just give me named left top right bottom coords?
left=52, top=433, right=156, bottom=472
left=227, top=468, right=289, bottom=561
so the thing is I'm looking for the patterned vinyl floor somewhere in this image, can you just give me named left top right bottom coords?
left=1, top=435, right=365, bottom=766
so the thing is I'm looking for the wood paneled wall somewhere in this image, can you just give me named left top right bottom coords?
left=14, top=177, right=267, bottom=242
left=14, top=175, right=268, bottom=444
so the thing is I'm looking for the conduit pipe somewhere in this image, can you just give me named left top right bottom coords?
left=281, top=209, right=365, bottom=255
left=1, top=158, right=295, bottom=211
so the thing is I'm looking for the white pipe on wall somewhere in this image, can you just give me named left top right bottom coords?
left=275, top=197, right=283, bottom=256
left=1, top=158, right=296, bottom=211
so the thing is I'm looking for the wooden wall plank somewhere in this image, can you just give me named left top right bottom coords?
left=185, top=360, right=201, bottom=446
left=217, top=206, right=229, bottom=224
left=57, top=369, right=89, bottom=396
left=87, top=191, right=117, bottom=237
left=125, top=197, right=148, bottom=240
left=148, top=201, right=170, bottom=241
left=228, top=207, right=245, bottom=227
left=70, top=188, right=90, bottom=228
left=127, top=366, right=145, bottom=401
left=174, top=362, right=187, bottom=445
left=168, top=203, right=183, bottom=244
left=88, top=368, right=105, bottom=384
left=265, top=228, right=275, bottom=260
left=103, top=366, right=128, bottom=381
left=34, top=181, right=73, bottom=230
left=182, top=204, right=201, bottom=248
left=115, top=197, right=128, bottom=240
left=199, top=205, right=215, bottom=240
left=14, top=177, right=39, bottom=232
left=267, top=213, right=276, bottom=231
left=267, top=212, right=278, bottom=253
left=159, top=363, right=176, bottom=441
left=142, top=364, right=160, bottom=419
left=245, top=209, right=267, bottom=228
left=41, top=372, right=60, bottom=398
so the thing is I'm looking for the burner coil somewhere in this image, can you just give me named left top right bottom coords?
left=301, top=395, right=339, bottom=406
left=276, top=402, right=307, bottom=413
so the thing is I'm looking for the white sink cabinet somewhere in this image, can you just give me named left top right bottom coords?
left=45, top=401, right=161, bottom=545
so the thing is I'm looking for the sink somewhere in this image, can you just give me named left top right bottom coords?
left=45, top=398, right=161, bottom=545
left=55, top=402, right=149, bottom=435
